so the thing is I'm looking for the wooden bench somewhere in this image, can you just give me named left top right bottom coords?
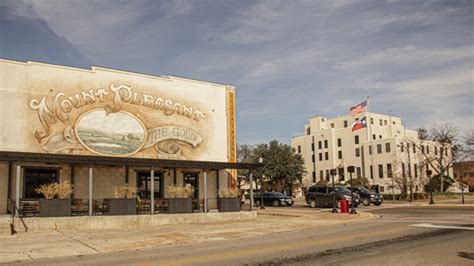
left=20, top=200, right=39, bottom=217
left=71, top=199, right=89, bottom=216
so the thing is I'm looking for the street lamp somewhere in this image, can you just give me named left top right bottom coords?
left=347, top=166, right=357, bottom=214
left=426, top=169, right=435, bottom=205
left=259, top=157, right=265, bottom=209
left=330, top=169, right=338, bottom=213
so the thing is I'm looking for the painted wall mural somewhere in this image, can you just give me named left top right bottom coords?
left=29, top=84, right=205, bottom=159
left=75, top=109, right=147, bottom=156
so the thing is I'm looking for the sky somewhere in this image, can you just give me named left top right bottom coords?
left=1, top=0, right=473, bottom=145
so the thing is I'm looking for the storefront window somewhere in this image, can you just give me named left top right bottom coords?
left=24, top=168, right=59, bottom=199
left=137, top=171, right=163, bottom=199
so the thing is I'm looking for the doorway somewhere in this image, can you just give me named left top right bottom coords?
left=136, top=171, right=164, bottom=199
left=183, top=172, right=199, bottom=199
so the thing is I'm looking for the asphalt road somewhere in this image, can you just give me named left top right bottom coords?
left=11, top=206, right=474, bottom=265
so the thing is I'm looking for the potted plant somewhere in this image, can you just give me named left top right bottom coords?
left=218, top=187, right=241, bottom=212
left=107, top=184, right=137, bottom=215
left=166, top=184, right=194, bottom=213
left=36, top=180, right=73, bottom=217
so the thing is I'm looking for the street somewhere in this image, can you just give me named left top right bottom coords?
left=9, top=205, right=473, bottom=265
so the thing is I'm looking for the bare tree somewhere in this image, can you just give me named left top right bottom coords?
left=410, top=123, right=459, bottom=192
left=454, top=130, right=474, bottom=203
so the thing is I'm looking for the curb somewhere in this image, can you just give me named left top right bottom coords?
left=257, top=212, right=303, bottom=217
left=420, top=203, right=474, bottom=207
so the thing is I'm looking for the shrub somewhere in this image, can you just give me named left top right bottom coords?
left=167, top=184, right=194, bottom=198
left=414, top=192, right=428, bottom=200
left=218, top=187, right=240, bottom=198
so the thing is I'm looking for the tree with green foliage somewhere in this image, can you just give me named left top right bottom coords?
left=237, top=140, right=306, bottom=195
left=236, top=144, right=254, bottom=189
left=424, top=175, right=454, bottom=193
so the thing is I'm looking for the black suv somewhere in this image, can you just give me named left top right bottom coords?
left=352, top=186, right=383, bottom=206
left=305, top=186, right=360, bottom=208
left=254, top=192, right=294, bottom=207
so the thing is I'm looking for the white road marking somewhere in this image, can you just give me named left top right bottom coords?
left=410, top=223, right=474, bottom=231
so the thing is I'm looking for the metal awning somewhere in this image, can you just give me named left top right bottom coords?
left=0, top=151, right=260, bottom=169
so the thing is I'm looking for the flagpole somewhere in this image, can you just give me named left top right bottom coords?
left=367, top=96, right=376, bottom=189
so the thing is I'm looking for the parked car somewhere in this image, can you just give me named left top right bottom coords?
left=351, top=186, right=383, bottom=206
left=254, top=192, right=294, bottom=207
left=305, top=186, right=360, bottom=208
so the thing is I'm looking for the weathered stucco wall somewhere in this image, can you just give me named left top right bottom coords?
left=0, top=59, right=238, bottom=212
left=0, top=59, right=233, bottom=162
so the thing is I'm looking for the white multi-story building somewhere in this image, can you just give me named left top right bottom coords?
left=291, top=112, right=453, bottom=194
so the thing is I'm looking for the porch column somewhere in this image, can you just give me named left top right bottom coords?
left=150, top=169, right=154, bottom=215
left=203, top=170, right=207, bottom=213
left=70, top=165, right=75, bottom=199
left=7, top=161, right=12, bottom=213
left=216, top=169, right=219, bottom=190
left=15, top=162, right=20, bottom=214
left=249, top=172, right=254, bottom=211
left=88, top=164, right=93, bottom=216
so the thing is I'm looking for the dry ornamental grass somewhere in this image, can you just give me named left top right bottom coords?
left=218, top=187, right=240, bottom=198
left=112, top=184, right=138, bottom=198
left=167, top=184, right=194, bottom=198
left=35, top=180, right=73, bottom=199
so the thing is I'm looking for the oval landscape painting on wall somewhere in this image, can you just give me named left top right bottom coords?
left=75, top=109, right=147, bottom=156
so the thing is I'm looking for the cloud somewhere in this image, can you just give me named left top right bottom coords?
left=1, top=0, right=472, bottom=145
left=336, top=46, right=473, bottom=70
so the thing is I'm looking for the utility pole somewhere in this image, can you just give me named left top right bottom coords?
left=406, top=143, right=414, bottom=202
left=347, top=166, right=357, bottom=214
left=330, top=169, right=338, bottom=213
left=427, top=169, right=435, bottom=204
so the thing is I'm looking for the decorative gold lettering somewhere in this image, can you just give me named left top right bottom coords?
left=106, top=84, right=133, bottom=113
left=94, top=89, right=108, bottom=102
left=182, top=105, right=193, bottom=118
left=154, top=98, right=164, bottom=110
left=81, top=90, right=96, bottom=104
left=52, top=92, right=71, bottom=123
left=132, top=92, right=140, bottom=104
left=29, top=96, right=58, bottom=142
left=68, top=94, right=83, bottom=108
left=173, top=103, right=182, bottom=115
left=143, top=94, right=154, bottom=106
left=164, top=99, right=173, bottom=115
left=193, top=110, right=206, bottom=120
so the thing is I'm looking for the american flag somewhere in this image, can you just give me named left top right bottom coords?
left=349, top=100, right=368, bottom=116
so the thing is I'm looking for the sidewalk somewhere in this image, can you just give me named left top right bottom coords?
left=0, top=211, right=373, bottom=264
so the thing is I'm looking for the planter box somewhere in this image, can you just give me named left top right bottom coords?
left=107, top=198, right=137, bottom=215
left=39, top=198, right=71, bottom=217
left=218, top=198, right=241, bottom=212
left=168, top=198, right=192, bottom=214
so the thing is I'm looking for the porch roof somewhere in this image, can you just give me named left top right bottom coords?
left=0, top=151, right=260, bottom=170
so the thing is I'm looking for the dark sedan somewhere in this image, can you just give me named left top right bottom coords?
left=253, top=192, right=294, bottom=207
left=352, top=186, right=383, bottom=206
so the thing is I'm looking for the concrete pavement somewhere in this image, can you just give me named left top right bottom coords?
left=0, top=210, right=372, bottom=264
left=10, top=205, right=474, bottom=265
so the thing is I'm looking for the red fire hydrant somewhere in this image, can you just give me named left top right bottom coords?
left=339, top=199, right=349, bottom=213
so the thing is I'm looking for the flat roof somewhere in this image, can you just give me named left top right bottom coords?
left=0, top=151, right=260, bottom=170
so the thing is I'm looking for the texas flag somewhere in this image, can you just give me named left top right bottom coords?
left=352, top=117, right=367, bottom=132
